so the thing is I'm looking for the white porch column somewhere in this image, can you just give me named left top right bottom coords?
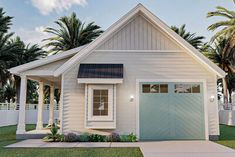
left=16, top=75, right=27, bottom=134
left=48, top=83, right=54, bottom=125
left=36, top=80, right=44, bottom=130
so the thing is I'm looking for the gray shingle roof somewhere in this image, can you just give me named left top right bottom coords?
left=77, top=64, right=123, bottom=78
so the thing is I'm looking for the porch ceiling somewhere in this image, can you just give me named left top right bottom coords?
left=28, top=76, right=61, bottom=87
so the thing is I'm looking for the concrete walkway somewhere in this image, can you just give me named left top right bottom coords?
left=6, top=140, right=235, bottom=157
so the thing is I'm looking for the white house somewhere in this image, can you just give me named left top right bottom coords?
left=10, top=4, right=226, bottom=140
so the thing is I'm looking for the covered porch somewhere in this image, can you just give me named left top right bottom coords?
left=16, top=74, right=62, bottom=139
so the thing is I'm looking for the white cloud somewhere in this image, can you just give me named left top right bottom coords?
left=31, top=0, right=87, bottom=15
left=14, top=26, right=51, bottom=47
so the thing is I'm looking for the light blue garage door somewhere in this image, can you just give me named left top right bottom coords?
left=139, top=82, right=205, bottom=140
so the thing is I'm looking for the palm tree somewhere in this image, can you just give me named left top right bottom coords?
left=43, top=12, right=103, bottom=54
left=0, top=32, right=15, bottom=88
left=203, top=37, right=235, bottom=103
left=27, top=80, right=39, bottom=104
left=2, top=83, right=16, bottom=103
left=8, top=37, right=47, bottom=103
left=207, top=3, right=235, bottom=42
left=0, top=8, right=12, bottom=33
left=171, top=24, right=205, bottom=50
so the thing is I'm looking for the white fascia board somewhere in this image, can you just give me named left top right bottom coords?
left=77, top=78, right=123, bottom=84
left=53, top=4, right=142, bottom=77
left=9, top=45, right=87, bottom=74
left=54, top=3, right=226, bottom=78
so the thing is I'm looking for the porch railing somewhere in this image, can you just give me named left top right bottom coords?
left=0, top=103, right=59, bottom=110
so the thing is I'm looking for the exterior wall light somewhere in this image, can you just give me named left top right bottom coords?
left=130, top=95, right=134, bottom=102
left=210, top=95, right=215, bottom=102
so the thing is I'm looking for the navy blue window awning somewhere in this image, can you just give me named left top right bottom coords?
left=77, top=64, right=123, bottom=79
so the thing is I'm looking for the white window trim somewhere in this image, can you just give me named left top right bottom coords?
left=87, top=84, right=114, bottom=121
left=77, top=78, right=123, bottom=84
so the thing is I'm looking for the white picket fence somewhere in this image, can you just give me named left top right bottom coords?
left=219, top=102, right=235, bottom=126
left=0, top=103, right=59, bottom=110
left=0, top=103, right=59, bottom=127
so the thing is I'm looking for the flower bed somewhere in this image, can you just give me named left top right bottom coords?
left=43, top=123, right=137, bottom=142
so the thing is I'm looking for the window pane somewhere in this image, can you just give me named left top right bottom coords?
left=93, top=110, right=100, bottom=116
left=192, top=84, right=200, bottom=93
left=101, top=110, right=108, bottom=116
left=93, top=89, right=109, bottom=116
left=143, top=84, right=150, bottom=93
left=175, top=84, right=191, bottom=93
left=93, top=90, right=100, bottom=95
left=150, top=84, right=159, bottom=93
left=160, top=84, right=168, bottom=93
left=101, top=90, right=108, bottom=95
left=93, top=97, right=100, bottom=103
left=93, top=103, right=100, bottom=109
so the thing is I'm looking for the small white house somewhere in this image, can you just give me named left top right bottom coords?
left=10, top=4, right=226, bottom=140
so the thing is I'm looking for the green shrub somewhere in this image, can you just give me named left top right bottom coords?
left=128, top=133, right=137, bottom=142
left=120, top=135, right=129, bottom=142
left=88, top=134, right=107, bottom=142
left=120, top=133, right=137, bottom=142
left=78, top=133, right=90, bottom=142
left=43, top=123, right=62, bottom=142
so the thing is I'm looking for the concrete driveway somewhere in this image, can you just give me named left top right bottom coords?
left=137, top=141, right=235, bottom=157
left=6, top=140, right=235, bottom=157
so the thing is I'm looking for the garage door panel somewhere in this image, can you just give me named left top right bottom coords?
left=140, top=94, right=171, bottom=140
left=139, top=82, right=205, bottom=140
left=172, top=91, right=205, bottom=140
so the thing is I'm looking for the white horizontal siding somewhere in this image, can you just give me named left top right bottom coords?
left=61, top=13, right=219, bottom=136
left=61, top=51, right=218, bottom=135
left=62, top=63, right=85, bottom=133
left=82, top=51, right=218, bottom=135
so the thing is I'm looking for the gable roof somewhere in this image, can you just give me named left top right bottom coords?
left=54, top=4, right=226, bottom=78
left=9, top=45, right=87, bottom=75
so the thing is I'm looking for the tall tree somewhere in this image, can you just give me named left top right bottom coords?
left=203, top=37, right=235, bottom=103
left=0, top=32, right=15, bottom=88
left=171, top=24, right=205, bottom=50
left=0, top=8, right=14, bottom=88
left=0, top=8, right=12, bottom=33
left=207, top=2, right=235, bottom=42
left=44, top=12, right=103, bottom=54
left=8, top=37, right=47, bottom=103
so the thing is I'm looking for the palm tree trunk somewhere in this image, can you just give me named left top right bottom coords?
left=14, top=75, right=21, bottom=104
left=223, top=77, right=228, bottom=103
left=229, top=91, right=232, bottom=103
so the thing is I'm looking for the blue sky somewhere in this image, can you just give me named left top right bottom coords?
left=0, top=0, right=234, bottom=46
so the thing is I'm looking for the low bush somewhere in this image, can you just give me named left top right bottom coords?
left=64, top=133, right=78, bottom=142
left=78, top=133, right=90, bottom=142
left=88, top=134, right=107, bottom=142
left=43, top=127, right=137, bottom=143
left=120, top=133, right=137, bottom=142
left=43, top=123, right=62, bottom=142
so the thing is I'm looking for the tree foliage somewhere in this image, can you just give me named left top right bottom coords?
left=171, top=24, right=205, bottom=50
left=207, top=5, right=235, bottom=41
left=44, top=12, right=103, bottom=54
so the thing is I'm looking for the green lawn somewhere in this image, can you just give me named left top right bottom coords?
left=217, top=124, right=235, bottom=149
left=0, top=125, right=143, bottom=157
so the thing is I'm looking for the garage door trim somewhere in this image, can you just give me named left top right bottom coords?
left=135, top=79, right=208, bottom=140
